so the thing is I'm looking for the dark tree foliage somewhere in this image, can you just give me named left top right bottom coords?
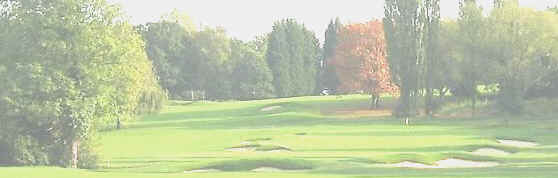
left=139, top=21, right=275, bottom=101
left=384, top=0, right=423, bottom=117
left=384, top=0, right=441, bottom=117
left=458, top=0, right=486, bottom=116
left=423, top=0, right=441, bottom=116
left=267, top=19, right=321, bottom=97
left=138, top=22, right=195, bottom=99
left=321, top=18, right=343, bottom=92
left=229, top=40, right=275, bottom=100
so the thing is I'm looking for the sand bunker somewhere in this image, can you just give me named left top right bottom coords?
left=260, top=106, right=282, bottom=112
left=472, top=148, right=512, bottom=156
left=266, top=149, right=292, bottom=153
left=385, top=161, right=436, bottom=169
left=435, top=159, right=499, bottom=168
left=251, top=167, right=286, bottom=172
left=498, top=139, right=539, bottom=148
left=184, top=169, right=220, bottom=173
left=379, top=159, right=499, bottom=169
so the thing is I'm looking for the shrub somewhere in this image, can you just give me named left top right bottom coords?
left=7, top=135, right=49, bottom=166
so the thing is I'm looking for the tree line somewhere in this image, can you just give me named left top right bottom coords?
left=384, top=0, right=558, bottom=117
left=1, top=0, right=558, bottom=169
left=139, top=16, right=321, bottom=101
left=139, top=0, right=558, bottom=118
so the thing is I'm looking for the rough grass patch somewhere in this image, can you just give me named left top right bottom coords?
left=245, top=138, right=272, bottom=142
left=198, top=159, right=314, bottom=172
left=341, top=157, right=382, bottom=164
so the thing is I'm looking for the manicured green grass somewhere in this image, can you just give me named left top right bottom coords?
left=3, top=95, right=558, bottom=178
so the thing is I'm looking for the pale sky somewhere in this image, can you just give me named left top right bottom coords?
left=109, top=0, right=557, bottom=41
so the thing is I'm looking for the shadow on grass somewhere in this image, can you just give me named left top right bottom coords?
left=197, top=158, right=314, bottom=171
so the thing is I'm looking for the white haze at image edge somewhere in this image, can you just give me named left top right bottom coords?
left=109, top=0, right=556, bottom=41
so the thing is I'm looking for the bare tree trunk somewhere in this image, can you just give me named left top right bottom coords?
left=412, top=90, right=418, bottom=116
left=375, top=96, right=380, bottom=109
left=369, top=94, right=380, bottom=110
left=398, top=87, right=412, bottom=117
left=71, top=141, right=80, bottom=169
left=202, top=91, right=206, bottom=101
left=191, top=90, right=194, bottom=101
left=472, top=80, right=476, bottom=118
left=116, top=118, right=121, bottom=130
left=425, top=87, right=434, bottom=116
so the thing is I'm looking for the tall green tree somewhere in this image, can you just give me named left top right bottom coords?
left=267, top=19, right=321, bottom=97
left=193, top=27, right=233, bottom=100
left=229, top=40, right=274, bottom=100
left=457, top=0, right=488, bottom=116
left=384, top=0, right=424, bottom=117
left=385, top=0, right=442, bottom=117
left=0, top=0, right=165, bottom=168
left=139, top=19, right=276, bottom=101
left=423, top=0, right=441, bottom=116
left=138, top=22, right=194, bottom=99
left=321, top=18, right=343, bottom=91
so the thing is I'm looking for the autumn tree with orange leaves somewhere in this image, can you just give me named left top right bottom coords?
left=331, top=20, right=397, bottom=109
